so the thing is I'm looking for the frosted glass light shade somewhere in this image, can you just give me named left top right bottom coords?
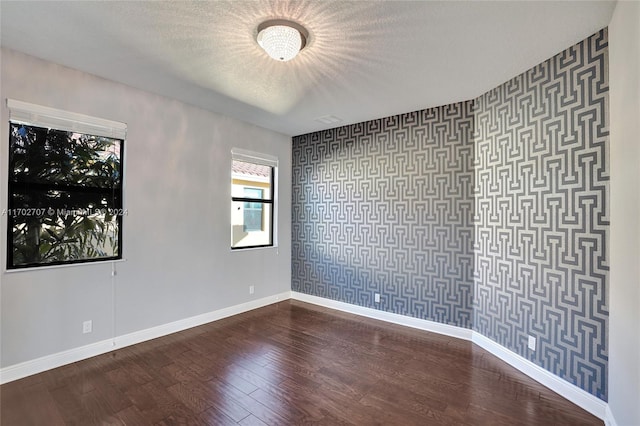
left=257, top=20, right=308, bottom=62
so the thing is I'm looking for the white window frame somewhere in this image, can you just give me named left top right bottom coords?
left=231, top=148, right=278, bottom=250
left=5, top=99, right=127, bottom=271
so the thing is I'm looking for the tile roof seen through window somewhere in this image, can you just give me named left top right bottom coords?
left=232, top=160, right=271, bottom=178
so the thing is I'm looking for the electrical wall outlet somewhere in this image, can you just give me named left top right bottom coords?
left=249, top=285, right=255, bottom=295
left=82, top=320, right=92, bottom=334
left=374, top=293, right=380, bottom=303
left=528, top=335, right=536, bottom=351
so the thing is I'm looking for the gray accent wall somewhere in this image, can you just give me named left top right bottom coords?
left=292, top=104, right=476, bottom=328
left=473, top=30, right=609, bottom=400
left=292, top=29, right=608, bottom=399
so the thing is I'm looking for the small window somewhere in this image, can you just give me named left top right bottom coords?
left=6, top=100, right=126, bottom=269
left=231, top=153, right=275, bottom=249
left=243, top=188, right=264, bottom=232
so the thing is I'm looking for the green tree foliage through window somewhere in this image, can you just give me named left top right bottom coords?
left=7, top=123, right=124, bottom=268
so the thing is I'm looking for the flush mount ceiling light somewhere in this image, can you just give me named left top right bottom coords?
left=257, top=19, right=308, bottom=62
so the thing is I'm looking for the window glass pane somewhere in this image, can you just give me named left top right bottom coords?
left=231, top=160, right=272, bottom=200
left=243, top=206, right=262, bottom=231
left=10, top=124, right=121, bottom=187
left=243, top=188, right=263, bottom=232
left=8, top=123, right=123, bottom=268
left=231, top=202, right=272, bottom=248
left=231, top=156, right=275, bottom=249
left=244, top=188, right=263, bottom=200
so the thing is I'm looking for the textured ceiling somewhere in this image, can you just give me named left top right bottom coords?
left=0, top=1, right=616, bottom=136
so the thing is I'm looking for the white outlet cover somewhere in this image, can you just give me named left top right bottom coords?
left=374, top=293, right=380, bottom=303
left=82, top=320, right=92, bottom=334
left=528, top=335, right=536, bottom=351
left=249, top=285, right=255, bottom=295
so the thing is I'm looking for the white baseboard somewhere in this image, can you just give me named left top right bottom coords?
left=291, top=291, right=472, bottom=341
left=291, top=291, right=609, bottom=423
left=115, top=291, right=290, bottom=349
left=604, top=404, right=619, bottom=426
left=0, top=339, right=116, bottom=385
left=1, top=289, right=615, bottom=425
left=471, top=332, right=607, bottom=421
left=0, top=291, right=290, bottom=385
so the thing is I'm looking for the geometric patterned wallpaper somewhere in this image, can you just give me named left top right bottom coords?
left=292, top=102, right=476, bottom=328
left=473, top=29, right=609, bottom=400
left=292, top=29, right=608, bottom=400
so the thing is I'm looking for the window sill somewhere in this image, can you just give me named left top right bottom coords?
left=4, top=258, right=127, bottom=274
left=230, top=245, right=278, bottom=252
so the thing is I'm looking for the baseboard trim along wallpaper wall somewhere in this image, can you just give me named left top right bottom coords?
left=290, top=291, right=610, bottom=423
left=1, top=291, right=614, bottom=423
left=292, top=29, right=608, bottom=400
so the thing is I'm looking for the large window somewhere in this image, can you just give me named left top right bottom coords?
left=231, top=150, right=276, bottom=249
left=6, top=100, right=125, bottom=269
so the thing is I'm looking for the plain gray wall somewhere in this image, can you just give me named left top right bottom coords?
left=609, top=2, right=640, bottom=425
left=0, top=48, right=292, bottom=367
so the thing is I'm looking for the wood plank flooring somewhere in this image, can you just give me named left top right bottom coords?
left=1, top=300, right=602, bottom=425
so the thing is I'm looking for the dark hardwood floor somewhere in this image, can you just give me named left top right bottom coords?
left=1, top=300, right=602, bottom=425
